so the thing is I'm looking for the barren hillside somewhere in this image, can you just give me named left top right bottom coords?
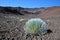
left=38, top=7, right=60, bottom=18
left=0, top=6, right=60, bottom=40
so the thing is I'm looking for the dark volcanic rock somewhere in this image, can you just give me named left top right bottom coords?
left=0, top=6, right=24, bottom=15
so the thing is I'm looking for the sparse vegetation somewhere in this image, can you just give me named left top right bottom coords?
left=0, top=6, right=60, bottom=40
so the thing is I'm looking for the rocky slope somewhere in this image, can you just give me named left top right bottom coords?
left=0, top=6, right=60, bottom=40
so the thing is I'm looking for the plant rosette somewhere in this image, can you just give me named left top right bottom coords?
left=24, top=18, right=48, bottom=35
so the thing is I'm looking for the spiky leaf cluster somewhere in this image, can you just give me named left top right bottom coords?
left=24, top=18, right=47, bottom=35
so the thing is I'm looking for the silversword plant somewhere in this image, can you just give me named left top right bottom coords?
left=24, top=18, right=48, bottom=35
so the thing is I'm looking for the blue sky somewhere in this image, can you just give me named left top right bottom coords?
left=0, top=0, right=60, bottom=8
